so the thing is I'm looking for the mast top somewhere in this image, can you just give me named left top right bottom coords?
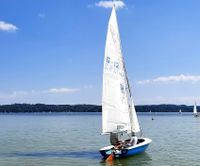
left=112, top=0, right=116, bottom=8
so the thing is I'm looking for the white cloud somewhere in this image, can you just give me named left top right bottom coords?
left=0, top=21, right=18, bottom=32
left=136, top=74, right=200, bottom=84
left=95, top=0, right=125, bottom=9
left=0, top=88, right=80, bottom=99
left=48, top=88, right=79, bottom=94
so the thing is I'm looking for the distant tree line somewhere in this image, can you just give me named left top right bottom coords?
left=0, top=104, right=101, bottom=113
left=136, top=104, right=194, bottom=112
left=0, top=104, right=196, bottom=113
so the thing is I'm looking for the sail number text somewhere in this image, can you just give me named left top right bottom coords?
left=105, top=56, right=120, bottom=74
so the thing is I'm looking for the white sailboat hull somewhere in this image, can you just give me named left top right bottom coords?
left=99, top=137, right=152, bottom=158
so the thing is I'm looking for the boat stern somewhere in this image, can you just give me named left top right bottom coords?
left=99, top=145, right=114, bottom=158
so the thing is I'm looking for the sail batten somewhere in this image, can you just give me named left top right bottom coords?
left=102, top=7, right=140, bottom=134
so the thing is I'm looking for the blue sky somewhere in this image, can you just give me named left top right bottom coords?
left=0, top=0, right=200, bottom=105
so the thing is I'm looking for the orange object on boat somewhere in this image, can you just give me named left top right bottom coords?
left=106, top=154, right=114, bottom=162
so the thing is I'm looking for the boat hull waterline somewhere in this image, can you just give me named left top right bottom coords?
left=100, top=137, right=152, bottom=158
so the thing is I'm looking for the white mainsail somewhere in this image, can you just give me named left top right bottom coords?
left=102, top=7, right=140, bottom=134
left=193, top=102, right=197, bottom=114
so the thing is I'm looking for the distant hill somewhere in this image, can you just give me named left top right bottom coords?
left=0, top=104, right=195, bottom=113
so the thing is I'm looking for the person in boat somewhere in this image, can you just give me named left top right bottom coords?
left=127, top=133, right=138, bottom=147
left=110, top=132, right=119, bottom=145
left=110, top=132, right=124, bottom=149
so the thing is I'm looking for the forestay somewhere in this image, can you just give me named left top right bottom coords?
left=102, top=7, right=140, bottom=134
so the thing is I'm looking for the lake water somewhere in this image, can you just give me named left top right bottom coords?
left=0, top=112, right=199, bottom=166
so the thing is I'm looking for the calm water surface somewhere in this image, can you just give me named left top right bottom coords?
left=0, top=112, right=200, bottom=166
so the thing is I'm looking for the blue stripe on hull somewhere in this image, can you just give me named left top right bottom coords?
left=126, top=144, right=149, bottom=157
left=100, top=143, right=150, bottom=158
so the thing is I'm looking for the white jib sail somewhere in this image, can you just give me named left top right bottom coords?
left=102, top=7, right=140, bottom=134
left=193, top=102, right=197, bottom=114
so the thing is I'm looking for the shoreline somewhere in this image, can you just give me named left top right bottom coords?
left=0, top=104, right=195, bottom=113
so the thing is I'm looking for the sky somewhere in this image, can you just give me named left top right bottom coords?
left=0, top=0, right=200, bottom=105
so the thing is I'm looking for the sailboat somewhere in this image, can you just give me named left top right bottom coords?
left=99, top=6, right=151, bottom=159
left=193, top=102, right=199, bottom=117
left=179, top=109, right=182, bottom=114
left=150, top=110, right=154, bottom=120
